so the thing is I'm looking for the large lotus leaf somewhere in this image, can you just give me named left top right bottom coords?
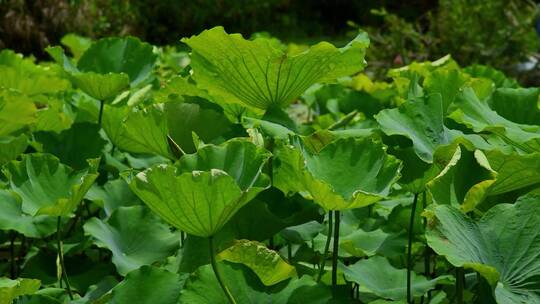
left=2, top=154, right=99, bottom=216
left=103, top=104, right=172, bottom=159
left=448, top=87, right=540, bottom=153
left=484, top=150, right=540, bottom=195
left=77, top=36, right=157, bottom=87
left=426, top=200, right=540, bottom=303
left=489, top=88, right=540, bottom=125
left=71, top=72, right=130, bottom=101
left=177, top=139, right=271, bottom=190
left=164, top=100, right=232, bottom=154
left=125, top=141, right=270, bottom=237
left=341, top=256, right=452, bottom=301
left=84, top=206, right=179, bottom=275
left=180, top=263, right=331, bottom=304
left=427, top=145, right=497, bottom=212
left=375, top=93, right=451, bottom=163
left=217, top=240, right=296, bottom=286
left=99, top=266, right=182, bottom=304
left=0, top=277, right=41, bottom=304
left=0, top=190, right=56, bottom=237
left=35, top=122, right=106, bottom=169
left=273, top=136, right=402, bottom=210
left=182, top=26, right=369, bottom=110
left=0, top=89, right=37, bottom=136
left=0, top=134, right=28, bottom=165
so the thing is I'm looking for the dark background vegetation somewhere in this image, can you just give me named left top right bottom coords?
left=1, top=0, right=539, bottom=84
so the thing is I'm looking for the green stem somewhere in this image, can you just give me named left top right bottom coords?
left=98, top=100, right=105, bottom=127
left=317, top=210, right=333, bottom=282
left=209, top=236, right=237, bottom=304
left=422, top=192, right=431, bottom=304
left=407, top=193, right=419, bottom=304
left=287, top=242, right=292, bottom=261
left=10, top=232, right=16, bottom=279
left=57, top=217, right=74, bottom=300
left=456, top=267, right=464, bottom=304
left=332, top=210, right=341, bottom=290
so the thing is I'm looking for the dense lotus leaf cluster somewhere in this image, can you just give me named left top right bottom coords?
left=0, top=27, right=539, bottom=304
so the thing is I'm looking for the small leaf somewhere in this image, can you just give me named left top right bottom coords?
left=84, top=206, right=180, bottom=275
left=341, top=256, right=452, bottom=301
left=107, top=266, right=182, bottom=304
left=217, top=240, right=296, bottom=286
left=0, top=277, right=41, bottom=304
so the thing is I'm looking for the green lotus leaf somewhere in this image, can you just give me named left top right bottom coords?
left=336, top=228, right=406, bottom=258
left=105, top=266, right=182, bottom=304
left=182, top=26, right=369, bottom=110
left=0, top=50, right=70, bottom=96
left=376, top=93, right=451, bottom=163
left=273, top=136, right=402, bottom=210
left=71, top=72, right=130, bottom=101
left=426, top=200, right=540, bottom=303
left=0, top=134, right=28, bottom=165
left=103, top=104, right=172, bottom=159
left=484, top=150, right=540, bottom=195
left=77, top=36, right=157, bottom=87
left=84, top=206, right=179, bottom=275
left=463, top=64, right=519, bottom=89
left=280, top=221, right=323, bottom=244
left=424, top=66, right=468, bottom=112
left=0, top=190, right=56, bottom=237
left=165, top=100, right=233, bottom=154
left=2, top=153, right=99, bottom=217
left=35, top=122, right=107, bottom=170
left=427, top=144, right=497, bottom=212
left=125, top=140, right=270, bottom=237
left=60, top=33, right=92, bottom=60
left=153, top=76, right=212, bottom=103
left=32, top=95, right=74, bottom=133
left=85, top=179, right=141, bottom=217
left=341, top=256, right=453, bottom=301
left=180, top=263, right=331, bottom=304
left=0, top=277, right=41, bottom=304
left=448, top=87, right=540, bottom=153
left=489, top=87, right=540, bottom=125
left=0, top=66, right=70, bottom=96
left=0, top=89, right=37, bottom=137
left=217, top=239, right=296, bottom=286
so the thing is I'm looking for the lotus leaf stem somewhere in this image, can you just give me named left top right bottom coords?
left=407, top=193, right=419, bottom=304
left=317, top=210, right=333, bottom=282
left=332, top=210, right=341, bottom=290
left=209, top=236, right=237, bottom=304
left=56, top=217, right=74, bottom=300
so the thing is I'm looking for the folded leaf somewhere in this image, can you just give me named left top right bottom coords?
left=125, top=140, right=270, bottom=237
left=217, top=240, right=296, bottom=286
left=273, top=136, right=401, bottom=210
left=2, top=154, right=99, bottom=217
